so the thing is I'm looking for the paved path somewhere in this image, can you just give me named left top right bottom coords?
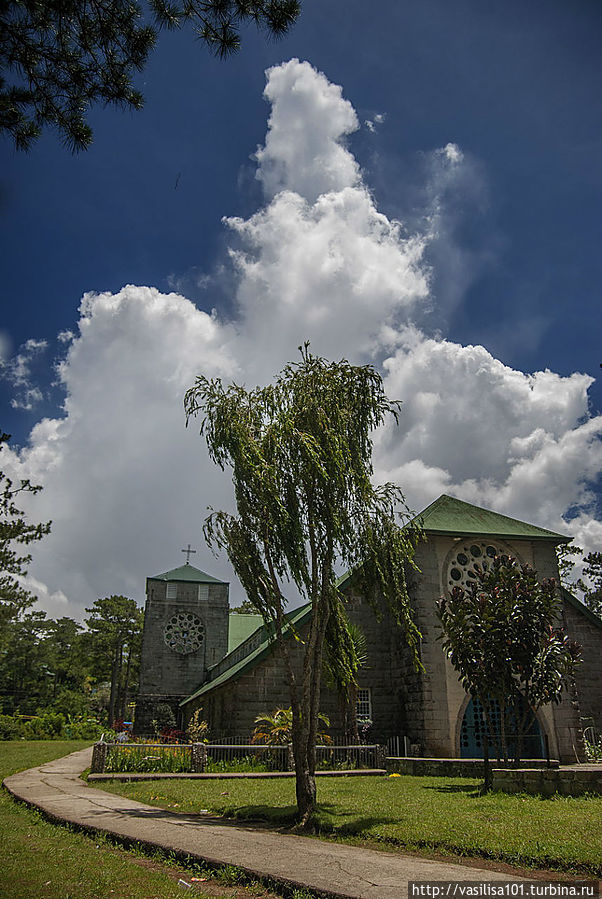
left=4, top=748, right=524, bottom=899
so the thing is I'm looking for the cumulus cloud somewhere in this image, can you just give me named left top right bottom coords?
left=255, top=59, right=361, bottom=202
left=4, top=59, right=602, bottom=620
left=375, top=328, right=602, bottom=547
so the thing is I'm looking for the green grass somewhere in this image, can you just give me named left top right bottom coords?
left=0, top=741, right=237, bottom=898
left=95, top=773, right=602, bottom=876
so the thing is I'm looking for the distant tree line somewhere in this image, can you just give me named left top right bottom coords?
left=0, top=595, right=144, bottom=725
left=0, top=432, right=143, bottom=725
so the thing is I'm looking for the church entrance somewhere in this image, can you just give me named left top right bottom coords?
left=460, top=696, right=544, bottom=759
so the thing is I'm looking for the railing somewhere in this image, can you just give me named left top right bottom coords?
left=90, top=739, right=386, bottom=774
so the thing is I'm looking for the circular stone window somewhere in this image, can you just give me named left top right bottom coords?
left=163, top=612, right=204, bottom=654
left=447, top=541, right=501, bottom=591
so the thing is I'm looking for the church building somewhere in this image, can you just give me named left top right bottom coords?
left=135, top=495, right=602, bottom=762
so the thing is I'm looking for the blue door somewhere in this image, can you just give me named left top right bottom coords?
left=460, top=696, right=544, bottom=759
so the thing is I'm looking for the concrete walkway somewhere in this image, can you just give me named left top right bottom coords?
left=4, top=747, right=525, bottom=899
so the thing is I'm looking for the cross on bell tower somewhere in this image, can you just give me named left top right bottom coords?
left=181, top=544, right=196, bottom=564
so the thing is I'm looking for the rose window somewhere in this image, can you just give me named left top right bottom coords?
left=163, top=612, right=204, bottom=654
left=446, top=541, right=501, bottom=591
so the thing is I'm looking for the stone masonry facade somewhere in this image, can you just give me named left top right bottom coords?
left=137, top=498, right=602, bottom=759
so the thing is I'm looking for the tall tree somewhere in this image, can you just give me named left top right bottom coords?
left=0, top=431, right=51, bottom=649
left=437, top=555, right=580, bottom=789
left=185, top=344, right=421, bottom=824
left=1, top=0, right=300, bottom=151
left=84, top=595, right=143, bottom=727
left=555, top=544, right=602, bottom=620
left=576, top=552, right=602, bottom=620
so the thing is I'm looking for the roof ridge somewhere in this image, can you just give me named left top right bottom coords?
left=411, top=493, right=569, bottom=543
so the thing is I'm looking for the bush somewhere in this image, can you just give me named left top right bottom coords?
left=0, top=714, right=25, bottom=740
left=205, top=755, right=270, bottom=773
left=23, top=712, right=65, bottom=739
left=0, top=711, right=103, bottom=740
left=105, top=745, right=192, bottom=773
left=63, top=718, right=104, bottom=740
left=186, top=708, right=210, bottom=743
left=151, top=703, right=176, bottom=737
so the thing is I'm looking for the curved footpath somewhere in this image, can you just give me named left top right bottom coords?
left=4, top=747, right=524, bottom=899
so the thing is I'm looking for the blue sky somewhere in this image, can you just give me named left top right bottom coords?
left=1, top=0, right=600, bottom=617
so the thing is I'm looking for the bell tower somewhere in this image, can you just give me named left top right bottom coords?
left=134, top=559, right=229, bottom=733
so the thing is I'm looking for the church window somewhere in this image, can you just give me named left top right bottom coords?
left=198, top=585, right=209, bottom=602
left=446, top=541, right=503, bottom=592
left=166, top=583, right=177, bottom=599
left=356, top=687, right=372, bottom=722
left=163, top=612, right=205, bottom=654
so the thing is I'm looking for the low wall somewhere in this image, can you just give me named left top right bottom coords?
left=492, top=766, right=602, bottom=796
left=386, top=757, right=558, bottom=778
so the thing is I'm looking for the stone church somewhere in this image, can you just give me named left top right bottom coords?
left=135, top=495, right=602, bottom=762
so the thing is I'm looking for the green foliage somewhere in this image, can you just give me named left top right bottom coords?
left=438, top=555, right=581, bottom=776
left=84, top=595, right=143, bottom=726
left=0, top=713, right=24, bottom=740
left=0, top=711, right=103, bottom=740
left=556, top=543, right=583, bottom=590
left=186, top=707, right=210, bottom=743
left=1, top=0, right=300, bottom=151
left=186, top=344, right=420, bottom=822
left=152, top=701, right=177, bottom=736
left=231, top=598, right=259, bottom=613
left=576, top=551, right=602, bottom=619
left=0, top=431, right=51, bottom=649
left=205, top=755, right=270, bottom=773
left=105, top=744, right=191, bottom=773
left=583, top=731, right=602, bottom=762
left=555, top=544, right=602, bottom=620
left=252, top=707, right=331, bottom=745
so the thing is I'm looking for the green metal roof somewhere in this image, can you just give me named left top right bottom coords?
left=181, top=603, right=311, bottom=707
left=227, top=612, right=264, bottom=653
left=412, top=494, right=569, bottom=544
left=148, top=563, right=226, bottom=584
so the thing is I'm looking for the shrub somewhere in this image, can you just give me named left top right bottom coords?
left=151, top=703, right=176, bottom=737
left=186, top=708, right=210, bottom=743
left=0, top=714, right=25, bottom=740
left=105, top=745, right=192, bottom=773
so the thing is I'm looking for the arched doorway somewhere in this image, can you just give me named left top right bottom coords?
left=460, top=696, right=544, bottom=759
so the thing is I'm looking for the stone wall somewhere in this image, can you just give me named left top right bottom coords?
left=562, top=596, right=602, bottom=733
left=492, top=766, right=602, bottom=797
left=386, top=757, right=558, bottom=777
left=185, top=590, right=418, bottom=743
left=136, top=579, right=229, bottom=733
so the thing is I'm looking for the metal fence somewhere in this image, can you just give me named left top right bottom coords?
left=90, top=740, right=386, bottom=774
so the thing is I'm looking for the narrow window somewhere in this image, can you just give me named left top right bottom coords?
left=166, top=583, right=177, bottom=600
left=356, top=687, right=372, bottom=721
left=198, top=585, right=209, bottom=602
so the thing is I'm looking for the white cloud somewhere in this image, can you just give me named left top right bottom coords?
left=255, top=59, right=360, bottom=203
left=375, top=329, right=602, bottom=543
left=1, top=336, right=48, bottom=410
left=4, top=59, right=602, bottom=620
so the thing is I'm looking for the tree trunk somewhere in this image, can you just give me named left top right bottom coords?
left=480, top=697, right=493, bottom=791
left=482, top=727, right=491, bottom=791
left=107, top=643, right=121, bottom=728
left=120, top=645, right=133, bottom=720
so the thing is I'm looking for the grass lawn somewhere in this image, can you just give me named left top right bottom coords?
left=95, top=773, right=602, bottom=876
left=0, top=741, right=285, bottom=899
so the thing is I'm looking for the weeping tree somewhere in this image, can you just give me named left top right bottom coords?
left=185, top=344, right=421, bottom=825
left=323, top=614, right=368, bottom=743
